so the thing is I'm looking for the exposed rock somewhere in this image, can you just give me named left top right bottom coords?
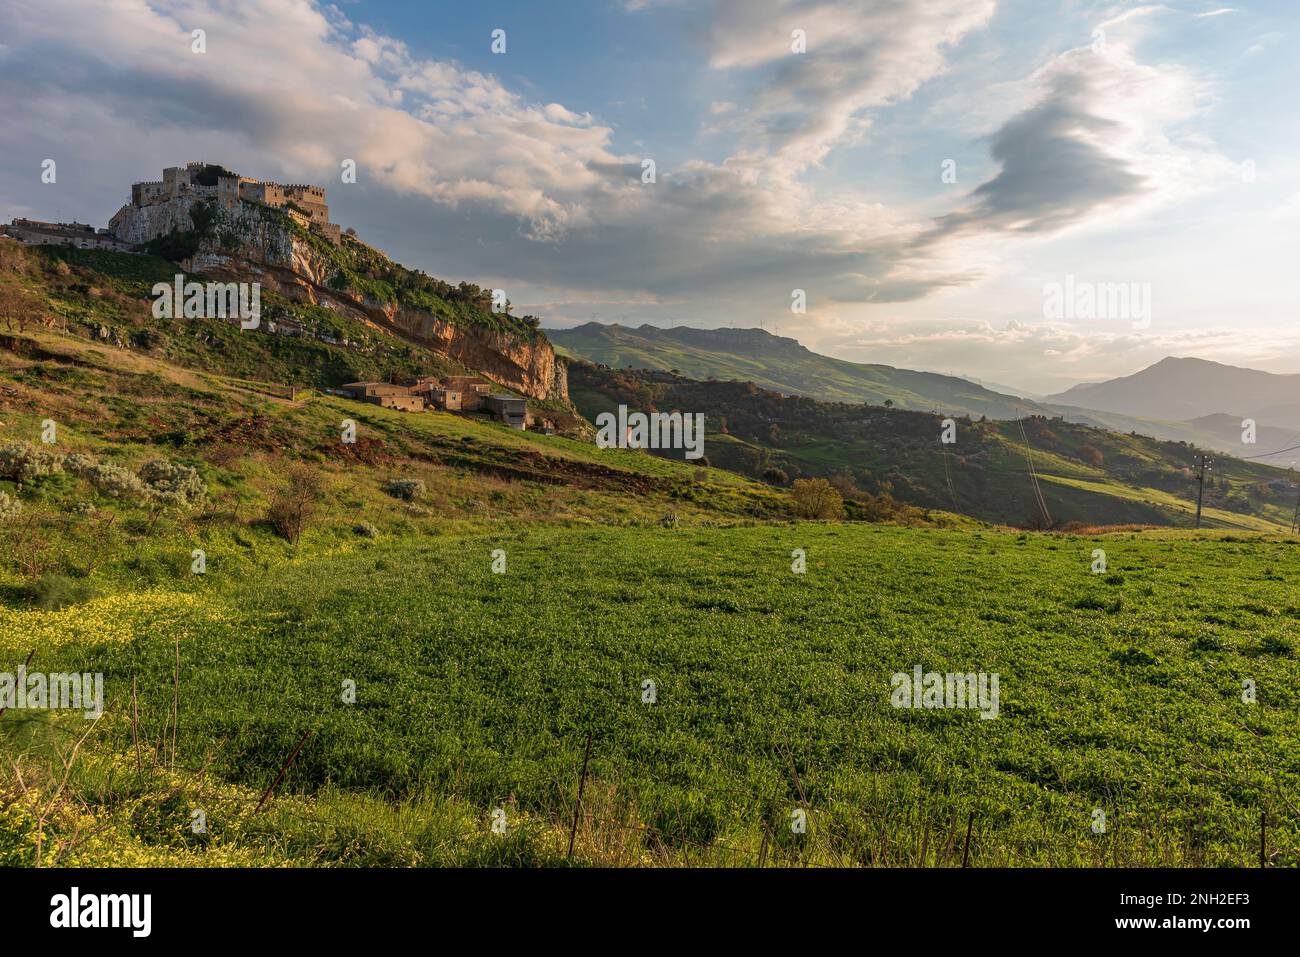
left=117, top=194, right=567, bottom=402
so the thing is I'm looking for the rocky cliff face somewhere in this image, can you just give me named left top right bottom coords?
left=108, top=198, right=202, bottom=246
left=378, top=304, right=565, bottom=401
left=114, top=197, right=567, bottom=402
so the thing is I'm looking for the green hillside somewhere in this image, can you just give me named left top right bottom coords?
left=568, top=363, right=1299, bottom=530
left=550, top=321, right=1052, bottom=419
left=0, top=243, right=482, bottom=389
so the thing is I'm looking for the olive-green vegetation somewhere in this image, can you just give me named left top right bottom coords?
left=551, top=321, right=1300, bottom=455
left=569, top=363, right=1299, bottom=531
left=143, top=199, right=543, bottom=341
left=5, top=243, right=482, bottom=389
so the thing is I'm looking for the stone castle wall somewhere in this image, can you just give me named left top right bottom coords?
left=124, top=163, right=336, bottom=242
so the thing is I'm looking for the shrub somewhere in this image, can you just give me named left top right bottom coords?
left=827, top=470, right=864, bottom=502
left=353, top=521, right=380, bottom=538
left=383, top=478, right=426, bottom=501
left=62, top=452, right=98, bottom=474
left=0, top=441, right=64, bottom=485
left=87, top=461, right=148, bottom=499
left=64, top=452, right=149, bottom=500
left=1260, top=636, right=1293, bottom=657
left=0, top=490, right=21, bottom=520
left=762, top=467, right=789, bottom=486
left=267, top=464, right=326, bottom=545
left=1078, top=443, right=1105, bottom=467
left=790, top=478, right=843, bottom=520
left=660, top=511, right=678, bottom=529
left=139, top=458, right=208, bottom=508
left=23, top=573, right=100, bottom=610
left=1110, top=646, right=1157, bottom=666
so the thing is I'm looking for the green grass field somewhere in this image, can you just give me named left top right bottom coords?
left=3, top=522, right=1297, bottom=866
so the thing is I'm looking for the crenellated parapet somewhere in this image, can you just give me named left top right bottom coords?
left=118, top=162, right=341, bottom=245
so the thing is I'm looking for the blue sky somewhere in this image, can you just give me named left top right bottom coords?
left=1, top=0, right=1297, bottom=393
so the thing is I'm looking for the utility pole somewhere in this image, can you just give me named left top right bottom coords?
left=1194, top=453, right=1213, bottom=529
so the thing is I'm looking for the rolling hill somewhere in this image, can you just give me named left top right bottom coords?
left=1045, top=405, right=1300, bottom=463
left=553, top=324, right=1300, bottom=459
left=568, top=362, right=1300, bottom=530
left=550, top=322, right=1051, bottom=420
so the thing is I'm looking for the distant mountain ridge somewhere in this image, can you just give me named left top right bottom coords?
left=1047, top=357, right=1300, bottom=427
left=550, top=322, right=1049, bottom=420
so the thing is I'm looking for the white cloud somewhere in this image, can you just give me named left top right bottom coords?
left=0, top=0, right=1260, bottom=388
left=703, top=0, right=996, bottom=174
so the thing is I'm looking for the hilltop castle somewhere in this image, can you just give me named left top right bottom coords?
left=109, top=162, right=342, bottom=245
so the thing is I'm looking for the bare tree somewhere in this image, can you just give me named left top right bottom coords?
left=266, top=463, right=326, bottom=544
left=0, top=282, right=34, bottom=333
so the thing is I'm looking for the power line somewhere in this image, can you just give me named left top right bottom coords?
left=941, top=441, right=959, bottom=513
left=1237, top=442, right=1300, bottom=460
left=1015, top=410, right=1052, bottom=529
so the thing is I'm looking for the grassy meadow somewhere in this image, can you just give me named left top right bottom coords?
left=2, top=520, right=1297, bottom=867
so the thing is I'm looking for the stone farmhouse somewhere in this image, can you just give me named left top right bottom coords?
left=341, top=375, right=530, bottom=429
left=111, top=162, right=343, bottom=244
left=341, top=381, right=426, bottom=412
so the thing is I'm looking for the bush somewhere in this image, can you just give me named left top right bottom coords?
left=64, top=452, right=148, bottom=500
left=23, top=573, right=100, bottom=610
left=139, top=458, right=208, bottom=508
left=790, top=478, right=843, bottom=520
left=62, top=452, right=98, bottom=474
left=383, top=478, right=426, bottom=502
left=1260, top=636, right=1293, bottom=657
left=827, top=470, right=864, bottom=502
left=762, top=467, right=789, bottom=486
left=353, top=521, right=380, bottom=538
left=1078, top=443, right=1104, bottom=467
left=0, top=490, right=21, bottom=520
left=0, top=442, right=64, bottom=485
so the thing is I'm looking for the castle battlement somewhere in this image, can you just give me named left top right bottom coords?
left=120, top=162, right=341, bottom=245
